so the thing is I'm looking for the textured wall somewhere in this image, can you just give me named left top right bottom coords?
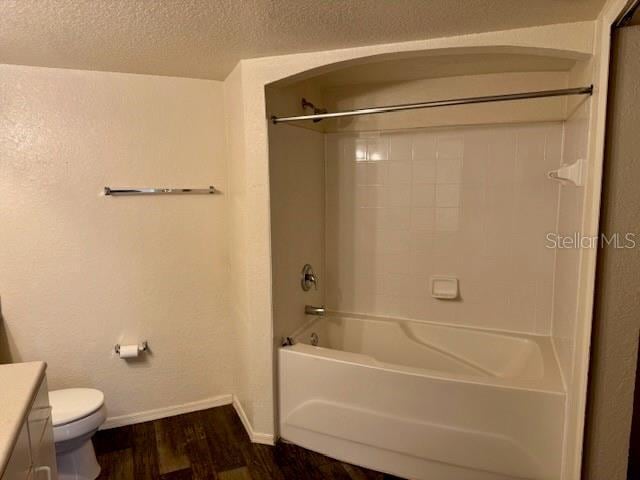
left=223, top=63, right=254, bottom=431
left=323, top=72, right=571, bottom=132
left=0, top=64, right=233, bottom=420
left=583, top=24, right=640, bottom=480
left=269, top=124, right=325, bottom=342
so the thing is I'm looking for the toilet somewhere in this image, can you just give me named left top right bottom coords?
left=49, top=388, right=106, bottom=480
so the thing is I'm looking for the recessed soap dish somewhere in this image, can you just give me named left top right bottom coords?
left=431, top=276, right=459, bottom=300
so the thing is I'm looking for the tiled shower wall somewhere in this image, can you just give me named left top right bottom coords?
left=325, top=123, right=562, bottom=334
left=552, top=101, right=589, bottom=384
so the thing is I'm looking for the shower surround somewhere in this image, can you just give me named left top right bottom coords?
left=325, top=123, right=562, bottom=334
left=272, top=121, right=570, bottom=480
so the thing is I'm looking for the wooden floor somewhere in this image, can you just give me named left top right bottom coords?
left=93, top=405, right=404, bottom=480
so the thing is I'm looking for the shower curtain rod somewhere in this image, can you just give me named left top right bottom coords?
left=270, top=85, right=593, bottom=124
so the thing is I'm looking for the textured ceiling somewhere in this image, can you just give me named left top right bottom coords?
left=0, top=0, right=607, bottom=80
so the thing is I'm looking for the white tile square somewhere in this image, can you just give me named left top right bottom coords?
left=411, top=207, right=435, bottom=231
left=412, top=132, right=437, bottom=160
left=366, top=136, right=388, bottom=161
left=488, top=129, right=517, bottom=159
left=433, top=233, right=462, bottom=257
left=515, top=127, right=545, bottom=183
left=356, top=162, right=388, bottom=185
left=436, top=157, right=463, bottom=184
left=385, top=186, right=411, bottom=207
left=409, top=231, right=435, bottom=253
left=409, top=251, right=435, bottom=276
left=462, top=157, right=488, bottom=185
left=388, top=162, right=412, bottom=185
left=487, top=132, right=516, bottom=185
left=378, top=252, right=411, bottom=275
left=389, top=133, right=413, bottom=161
left=462, top=131, right=489, bottom=185
left=436, top=207, right=459, bottom=232
left=356, top=185, right=386, bottom=208
left=376, top=208, right=411, bottom=231
left=436, top=184, right=460, bottom=207
left=382, top=273, right=415, bottom=297
left=373, top=294, right=412, bottom=317
left=355, top=163, right=368, bottom=185
left=353, top=138, right=368, bottom=162
left=544, top=123, right=564, bottom=166
left=482, top=225, right=512, bottom=257
left=412, top=159, right=436, bottom=184
left=375, top=230, right=411, bottom=254
left=411, top=184, right=436, bottom=207
left=437, top=134, right=464, bottom=158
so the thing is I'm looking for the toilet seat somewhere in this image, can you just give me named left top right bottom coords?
left=50, top=388, right=104, bottom=426
left=50, top=389, right=106, bottom=444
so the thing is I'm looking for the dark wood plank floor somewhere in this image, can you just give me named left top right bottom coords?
left=93, top=405, right=404, bottom=480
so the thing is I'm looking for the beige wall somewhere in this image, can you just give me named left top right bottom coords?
left=0, top=64, right=233, bottom=422
left=224, top=62, right=275, bottom=438
left=269, top=124, right=325, bottom=342
left=323, top=72, right=572, bottom=132
left=223, top=63, right=254, bottom=436
left=583, top=23, right=640, bottom=480
left=326, top=123, right=562, bottom=334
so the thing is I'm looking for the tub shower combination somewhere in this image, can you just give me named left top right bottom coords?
left=270, top=75, right=593, bottom=479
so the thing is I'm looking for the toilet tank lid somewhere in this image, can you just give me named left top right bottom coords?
left=49, top=388, right=104, bottom=426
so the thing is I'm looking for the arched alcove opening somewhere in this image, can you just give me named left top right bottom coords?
left=266, top=43, right=593, bottom=480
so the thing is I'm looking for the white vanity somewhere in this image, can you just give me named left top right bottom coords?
left=0, top=362, right=58, bottom=480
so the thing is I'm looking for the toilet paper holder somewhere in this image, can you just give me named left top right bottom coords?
left=114, top=341, right=149, bottom=356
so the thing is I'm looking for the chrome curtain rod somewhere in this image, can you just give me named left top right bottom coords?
left=271, top=85, right=593, bottom=124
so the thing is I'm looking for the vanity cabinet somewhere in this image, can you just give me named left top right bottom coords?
left=2, top=376, right=57, bottom=480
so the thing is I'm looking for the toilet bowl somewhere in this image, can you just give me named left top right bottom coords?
left=50, top=388, right=106, bottom=480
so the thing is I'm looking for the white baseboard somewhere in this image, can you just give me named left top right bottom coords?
left=232, top=396, right=275, bottom=445
left=100, top=393, right=275, bottom=446
left=101, top=394, right=233, bottom=430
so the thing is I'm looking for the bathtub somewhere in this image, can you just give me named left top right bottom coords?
left=278, top=314, right=565, bottom=480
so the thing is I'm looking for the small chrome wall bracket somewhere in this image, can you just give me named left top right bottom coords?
left=114, top=341, right=149, bottom=355
left=301, top=264, right=318, bottom=291
left=547, top=158, right=585, bottom=187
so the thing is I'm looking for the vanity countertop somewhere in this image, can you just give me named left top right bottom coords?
left=0, top=361, right=46, bottom=475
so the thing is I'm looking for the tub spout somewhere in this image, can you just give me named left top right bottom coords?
left=305, top=305, right=326, bottom=316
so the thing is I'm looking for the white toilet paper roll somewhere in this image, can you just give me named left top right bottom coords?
left=118, top=345, right=139, bottom=359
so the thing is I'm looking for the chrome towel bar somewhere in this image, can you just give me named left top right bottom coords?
left=104, top=186, right=217, bottom=196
